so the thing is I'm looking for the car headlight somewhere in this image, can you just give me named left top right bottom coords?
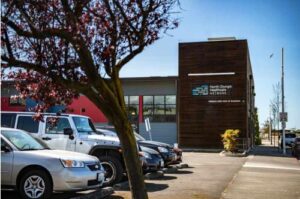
left=158, top=146, right=168, bottom=153
left=60, top=159, right=85, bottom=168
left=140, top=151, right=152, bottom=159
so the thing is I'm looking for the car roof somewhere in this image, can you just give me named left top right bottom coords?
left=1, top=111, right=90, bottom=118
left=0, top=127, right=20, bottom=131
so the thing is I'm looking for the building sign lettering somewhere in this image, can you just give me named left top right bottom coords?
left=192, top=84, right=233, bottom=96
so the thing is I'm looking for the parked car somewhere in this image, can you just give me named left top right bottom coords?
left=97, top=127, right=182, bottom=166
left=139, top=146, right=164, bottom=173
left=291, top=137, right=300, bottom=158
left=1, top=127, right=105, bottom=199
left=96, top=128, right=164, bottom=173
left=1, top=111, right=124, bottom=186
left=279, top=133, right=297, bottom=147
left=135, top=133, right=182, bottom=166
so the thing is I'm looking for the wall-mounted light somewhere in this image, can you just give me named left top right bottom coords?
left=188, top=72, right=235, bottom=76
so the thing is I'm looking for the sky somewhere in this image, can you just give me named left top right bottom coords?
left=120, top=0, right=300, bottom=129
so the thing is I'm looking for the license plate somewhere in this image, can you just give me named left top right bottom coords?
left=160, top=160, right=164, bottom=167
left=97, top=173, right=103, bottom=182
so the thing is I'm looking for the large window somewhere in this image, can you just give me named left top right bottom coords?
left=143, top=95, right=176, bottom=122
left=124, top=96, right=139, bottom=124
left=9, top=96, right=25, bottom=106
left=16, top=116, right=39, bottom=133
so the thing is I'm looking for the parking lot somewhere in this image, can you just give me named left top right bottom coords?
left=108, top=152, right=246, bottom=199
left=2, top=141, right=299, bottom=199
left=1, top=152, right=245, bottom=199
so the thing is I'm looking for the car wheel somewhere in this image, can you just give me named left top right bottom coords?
left=98, top=156, right=123, bottom=186
left=19, top=169, right=52, bottom=199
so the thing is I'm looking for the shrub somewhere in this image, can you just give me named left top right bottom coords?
left=221, top=129, right=240, bottom=152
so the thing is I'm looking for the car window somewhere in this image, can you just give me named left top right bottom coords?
left=46, top=117, right=71, bottom=134
left=72, top=117, right=96, bottom=133
left=1, top=113, right=16, bottom=128
left=286, top=134, right=296, bottom=138
left=1, top=138, right=12, bottom=151
left=1, top=129, right=48, bottom=151
left=135, top=133, right=146, bottom=141
left=16, top=116, right=39, bottom=133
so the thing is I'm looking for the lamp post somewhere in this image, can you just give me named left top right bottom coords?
left=281, top=48, right=286, bottom=155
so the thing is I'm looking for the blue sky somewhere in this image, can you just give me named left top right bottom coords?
left=120, top=0, right=300, bottom=129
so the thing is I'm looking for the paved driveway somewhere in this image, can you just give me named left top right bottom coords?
left=109, top=152, right=246, bottom=199
left=221, top=142, right=300, bottom=199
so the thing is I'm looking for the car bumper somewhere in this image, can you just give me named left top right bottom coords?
left=52, top=167, right=105, bottom=191
left=143, top=157, right=164, bottom=173
left=161, top=152, right=177, bottom=166
left=173, top=148, right=183, bottom=163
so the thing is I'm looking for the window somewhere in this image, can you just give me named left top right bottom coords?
left=46, top=117, right=71, bottom=134
left=143, top=95, right=176, bottom=122
left=1, top=113, right=16, bottom=128
left=9, top=96, right=25, bottom=106
left=2, top=129, right=47, bottom=151
left=124, top=96, right=139, bottom=124
left=16, top=116, right=39, bottom=133
left=72, top=117, right=96, bottom=133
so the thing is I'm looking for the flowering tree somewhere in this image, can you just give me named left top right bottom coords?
left=1, top=1, right=178, bottom=198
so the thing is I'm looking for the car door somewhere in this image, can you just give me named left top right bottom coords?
left=1, top=139, right=14, bottom=185
left=41, top=116, right=76, bottom=151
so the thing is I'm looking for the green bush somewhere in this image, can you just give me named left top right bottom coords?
left=221, top=129, right=240, bottom=152
left=255, top=135, right=262, bottom=145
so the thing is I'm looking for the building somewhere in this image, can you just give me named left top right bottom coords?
left=178, top=39, right=255, bottom=149
left=1, top=39, right=255, bottom=149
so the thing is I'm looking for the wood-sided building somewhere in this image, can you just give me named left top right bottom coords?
left=178, top=39, right=255, bottom=149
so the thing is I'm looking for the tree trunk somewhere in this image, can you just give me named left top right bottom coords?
left=114, top=120, right=148, bottom=199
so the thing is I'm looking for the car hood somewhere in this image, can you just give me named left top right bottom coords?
left=138, top=140, right=172, bottom=149
left=23, top=149, right=99, bottom=162
left=87, top=134, right=120, bottom=142
left=78, top=133, right=120, bottom=146
left=140, top=146, right=160, bottom=155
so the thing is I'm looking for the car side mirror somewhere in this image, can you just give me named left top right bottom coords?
left=63, top=128, right=74, bottom=140
left=1, top=145, right=11, bottom=153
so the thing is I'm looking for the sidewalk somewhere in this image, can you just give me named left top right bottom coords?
left=221, top=139, right=300, bottom=199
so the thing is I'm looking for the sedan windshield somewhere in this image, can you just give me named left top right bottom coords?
left=72, top=117, right=96, bottom=134
left=135, top=132, right=146, bottom=141
left=1, top=129, right=48, bottom=151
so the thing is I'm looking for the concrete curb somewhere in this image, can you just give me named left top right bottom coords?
left=162, top=167, right=178, bottom=173
left=176, top=163, right=189, bottom=169
left=219, top=150, right=248, bottom=157
left=145, top=171, right=164, bottom=180
left=113, top=181, right=129, bottom=191
left=183, top=148, right=222, bottom=153
left=70, top=187, right=114, bottom=199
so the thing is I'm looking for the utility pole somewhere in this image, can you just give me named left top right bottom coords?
left=269, top=119, right=272, bottom=144
left=269, top=105, right=272, bottom=144
left=281, top=47, right=286, bottom=155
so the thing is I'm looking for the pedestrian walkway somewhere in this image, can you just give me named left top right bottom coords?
left=221, top=139, right=300, bottom=199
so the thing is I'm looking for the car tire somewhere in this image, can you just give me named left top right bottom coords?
left=98, top=156, right=123, bottom=186
left=19, top=169, right=52, bottom=199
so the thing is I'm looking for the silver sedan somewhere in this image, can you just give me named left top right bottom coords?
left=1, top=127, right=105, bottom=199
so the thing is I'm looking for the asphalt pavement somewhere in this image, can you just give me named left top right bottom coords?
left=2, top=139, right=299, bottom=199
left=221, top=139, right=300, bottom=199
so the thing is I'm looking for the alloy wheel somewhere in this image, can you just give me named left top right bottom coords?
left=23, top=175, right=45, bottom=198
